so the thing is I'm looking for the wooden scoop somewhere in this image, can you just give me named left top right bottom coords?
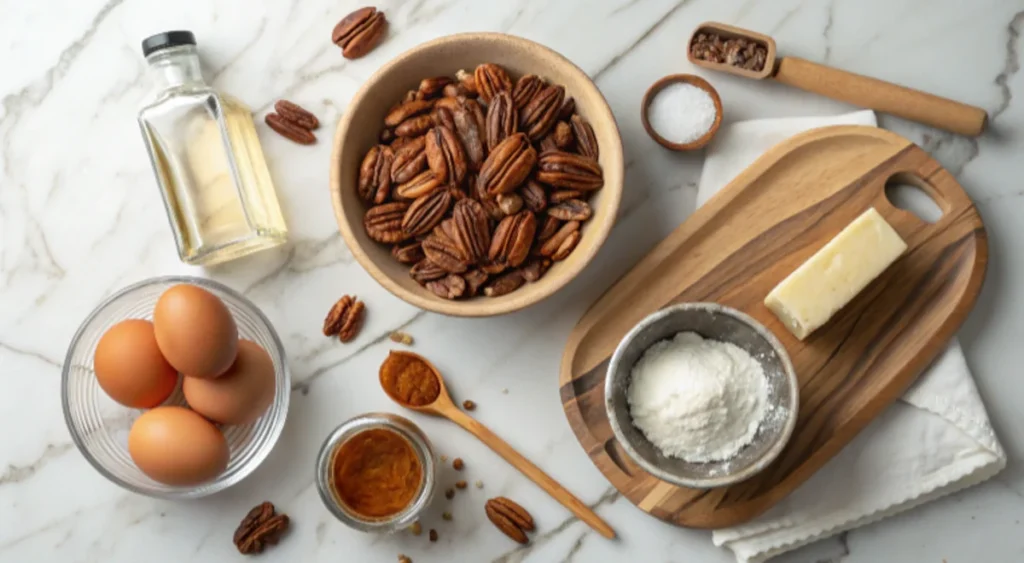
left=689, top=22, right=988, bottom=137
left=380, top=351, right=615, bottom=539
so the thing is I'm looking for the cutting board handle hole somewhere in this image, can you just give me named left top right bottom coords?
left=885, top=175, right=943, bottom=224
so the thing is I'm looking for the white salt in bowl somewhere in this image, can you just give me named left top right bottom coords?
left=604, top=302, right=798, bottom=489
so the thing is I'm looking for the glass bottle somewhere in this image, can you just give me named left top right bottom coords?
left=138, top=31, right=287, bottom=266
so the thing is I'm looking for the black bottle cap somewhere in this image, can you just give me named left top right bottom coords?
left=141, top=30, right=197, bottom=57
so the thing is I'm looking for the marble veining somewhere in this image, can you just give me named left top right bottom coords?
left=3, top=0, right=1024, bottom=562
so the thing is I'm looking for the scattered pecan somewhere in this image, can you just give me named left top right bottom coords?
left=323, top=295, right=365, bottom=342
left=390, top=331, right=414, bottom=345
left=512, top=74, right=544, bottom=109
left=535, top=151, right=604, bottom=191
left=358, top=145, right=393, bottom=204
left=462, top=400, right=476, bottom=410
left=332, top=7, right=388, bottom=59
left=486, top=90, right=518, bottom=151
left=489, top=210, right=536, bottom=269
left=274, top=100, right=319, bottom=129
left=392, top=240, right=425, bottom=264
left=548, top=199, right=592, bottom=221
left=442, top=511, right=453, bottom=521
left=520, top=180, right=547, bottom=212
left=233, top=501, right=290, bottom=555
left=429, top=529, right=438, bottom=542
left=557, top=97, right=576, bottom=121
left=410, top=259, right=447, bottom=285
left=402, top=189, right=452, bottom=237
left=519, top=84, right=564, bottom=141
left=390, top=136, right=428, bottom=184
left=427, top=274, right=466, bottom=300
left=484, top=269, right=526, bottom=297
left=453, top=457, right=465, bottom=469
left=425, top=126, right=467, bottom=185
left=478, top=133, right=536, bottom=196
left=364, top=201, right=410, bottom=243
left=398, top=555, right=412, bottom=563
left=485, top=497, right=534, bottom=544
left=455, top=480, right=468, bottom=489
left=445, top=488, right=456, bottom=500
left=474, top=63, right=512, bottom=104
left=265, top=113, right=316, bottom=145
left=571, top=115, right=599, bottom=160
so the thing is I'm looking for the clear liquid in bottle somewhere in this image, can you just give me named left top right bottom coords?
left=138, top=31, right=287, bottom=266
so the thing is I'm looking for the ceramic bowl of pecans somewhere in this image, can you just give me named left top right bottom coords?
left=330, top=33, right=623, bottom=317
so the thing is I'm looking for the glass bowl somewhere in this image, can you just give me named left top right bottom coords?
left=62, top=276, right=290, bottom=499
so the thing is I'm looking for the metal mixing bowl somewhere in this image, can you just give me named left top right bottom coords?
left=604, top=302, right=798, bottom=489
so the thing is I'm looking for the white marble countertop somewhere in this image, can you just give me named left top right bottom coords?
left=3, top=0, right=1024, bottom=561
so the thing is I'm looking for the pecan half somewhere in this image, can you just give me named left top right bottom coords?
left=474, top=63, right=512, bottom=104
left=570, top=114, right=599, bottom=159
left=549, top=189, right=583, bottom=204
left=552, top=121, right=573, bottom=150
left=485, top=497, right=534, bottom=544
left=519, top=84, right=564, bottom=142
left=558, top=97, right=576, bottom=121
left=402, top=189, right=452, bottom=237
left=538, top=220, right=580, bottom=260
left=535, top=151, right=604, bottom=191
left=364, top=202, right=410, bottom=243
left=394, top=170, right=442, bottom=200
left=520, top=180, right=547, bottom=212
left=486, top=90, right=518, bottom=151
left=496, top=193, right=523, bottom=216
left=395, top=114, right=435, bottom=138
left=433, top=106, right=456, bottom=132
left=512, top=74, right=544, bottom=110
left=425, top=126, right=467, bottom=186
left=274, top=100, right=319, bottom=129
left=392, top=240, right=425, bottom=264
left=418, top=76, right=453, bottom=99
left=324, top=295, right=365, bottom=342
left=422, top=232, right=468, bottom=273
left=536, top=214, right=562, bottom=243
left=484, top=269, right=525, bottom=297
left=521, top=258, right=552, bottom=282
left=385, top=100, right=433, bottom=128
left=478, top=133, right=537, bottom=196
left=489, top=211, right=536, bottom=268
left=463, top=269, right=489, bottom=297
left=426, top=274, right=466, bottom=300
left=391, top=136, right=428, bottom=184
left=456, top=68, right=478, bottom=95
left=265, top=113, right=316, bottom=145
left=332, top=7, right=387, bottom=59
left=234, top=502, right=290, bottom=555
left=358, top=145, right=393, bottom=204
left=451, top=99, right=486, bottom=169
left=452, top=199, right=490, bottom=263
left=410, top=259, right=446, bottom=284
left=548, top=199, right=592, bottom=221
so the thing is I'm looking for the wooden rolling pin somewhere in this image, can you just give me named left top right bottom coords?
left=688, top=22, right=987, bottom=137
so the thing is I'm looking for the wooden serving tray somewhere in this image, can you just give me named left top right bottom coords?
left=559, top=125, right=986, bottom=528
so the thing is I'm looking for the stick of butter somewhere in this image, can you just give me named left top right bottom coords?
left=765, top=207, right=908, bottom=340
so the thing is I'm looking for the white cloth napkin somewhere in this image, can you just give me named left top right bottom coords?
left=699, top=111, right=1006, bottom=563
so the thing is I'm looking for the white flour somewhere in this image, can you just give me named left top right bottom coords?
left=627, top=332, right=768, bottom=462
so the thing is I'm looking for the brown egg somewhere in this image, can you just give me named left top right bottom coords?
left=183, top=340, right=276, bottom=425
left=94, top=320, right=178, bottom=408
left=128, top=406, right=229, bottom=486
left=153, top=284, right=238, bottom=379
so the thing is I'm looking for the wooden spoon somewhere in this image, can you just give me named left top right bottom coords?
left=380, top=350, right=616, bottom=539
left=688, top=21, right=987, bottom=137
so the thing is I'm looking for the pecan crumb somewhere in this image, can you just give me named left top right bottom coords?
left=440, top=455, right=448, bottom=462
left=501, top=388, right=509, bottom=394
left=429, top=529, right=438, bottom=542
left=462, top=399, right=476, bottom=410
left=408, top=521, right=422, bottom=536
left=455, top=480, right=467, bottom=489
left=445, top=488, right=455, bottom=500
left=389, top=331, right=414, bottom=345
left=475, top=480, right=484, bottom=489
left=442, top=511, right=453, bottom=521
left=453, top=458, right=464, bottom=471
left=398, top=555, right=412, bottom=563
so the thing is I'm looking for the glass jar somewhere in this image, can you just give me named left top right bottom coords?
left=137, top=31, right=288, bottom=266
left=315, top=413, right=436, bottom=532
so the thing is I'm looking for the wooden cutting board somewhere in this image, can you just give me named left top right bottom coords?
left=559, top=125, right=987, bottom=529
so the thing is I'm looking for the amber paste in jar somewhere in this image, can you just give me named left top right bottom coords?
left=332, top=428, right=423, bottom=519
left=379, top=351, right=440, bottom=406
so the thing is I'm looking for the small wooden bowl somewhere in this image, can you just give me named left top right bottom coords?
left=640, top=74, right=723, bottom=151
left=330, top=33, right=624, bottom=317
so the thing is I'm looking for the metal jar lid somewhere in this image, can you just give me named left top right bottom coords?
left=315, top=412, right=436, bottom=532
